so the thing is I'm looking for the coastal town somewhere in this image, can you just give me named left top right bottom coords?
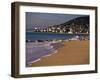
left=26, top=16, right=89, bottom=43
left=32, top=24, right=89, bottom=34
left=32, top=16, right=89, bottom=34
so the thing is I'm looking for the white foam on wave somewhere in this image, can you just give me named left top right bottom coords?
left=28, top=49, right=58, bottom=66
left=43, top=50, right=58, bottom=58
left=29, top=58, right=41, bottom=65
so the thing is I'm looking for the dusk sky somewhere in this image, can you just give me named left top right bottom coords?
left=26, top=12, right=85, bottom=30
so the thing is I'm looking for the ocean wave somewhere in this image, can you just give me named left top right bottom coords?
left=26, top=42, right=63, bottom=66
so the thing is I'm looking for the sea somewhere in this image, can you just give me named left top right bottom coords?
left=26, top=32, right=89, bottom=41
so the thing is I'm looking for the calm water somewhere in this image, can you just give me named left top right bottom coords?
left=26, top=32, right=89, bottom=41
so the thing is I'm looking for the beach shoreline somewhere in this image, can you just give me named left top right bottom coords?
left=26, top=40, right=64, bottom=66
left=27, top=40, right=89, bottom=67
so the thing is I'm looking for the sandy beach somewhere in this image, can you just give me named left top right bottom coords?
left=29, top=40, right=89, bottom=67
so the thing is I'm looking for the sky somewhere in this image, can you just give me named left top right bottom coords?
left=26, top=12, right=86, bottom=30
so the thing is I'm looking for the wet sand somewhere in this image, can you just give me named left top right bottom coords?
left=30, top=40, right=89, bottom=67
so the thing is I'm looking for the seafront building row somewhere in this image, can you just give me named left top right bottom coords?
left=32, top=23, right=89, bottom=34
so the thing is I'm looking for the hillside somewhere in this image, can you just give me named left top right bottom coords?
left=33, top=16, right=89, bottom=34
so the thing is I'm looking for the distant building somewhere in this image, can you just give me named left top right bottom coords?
left=68, top=28, right=73, bottom=34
